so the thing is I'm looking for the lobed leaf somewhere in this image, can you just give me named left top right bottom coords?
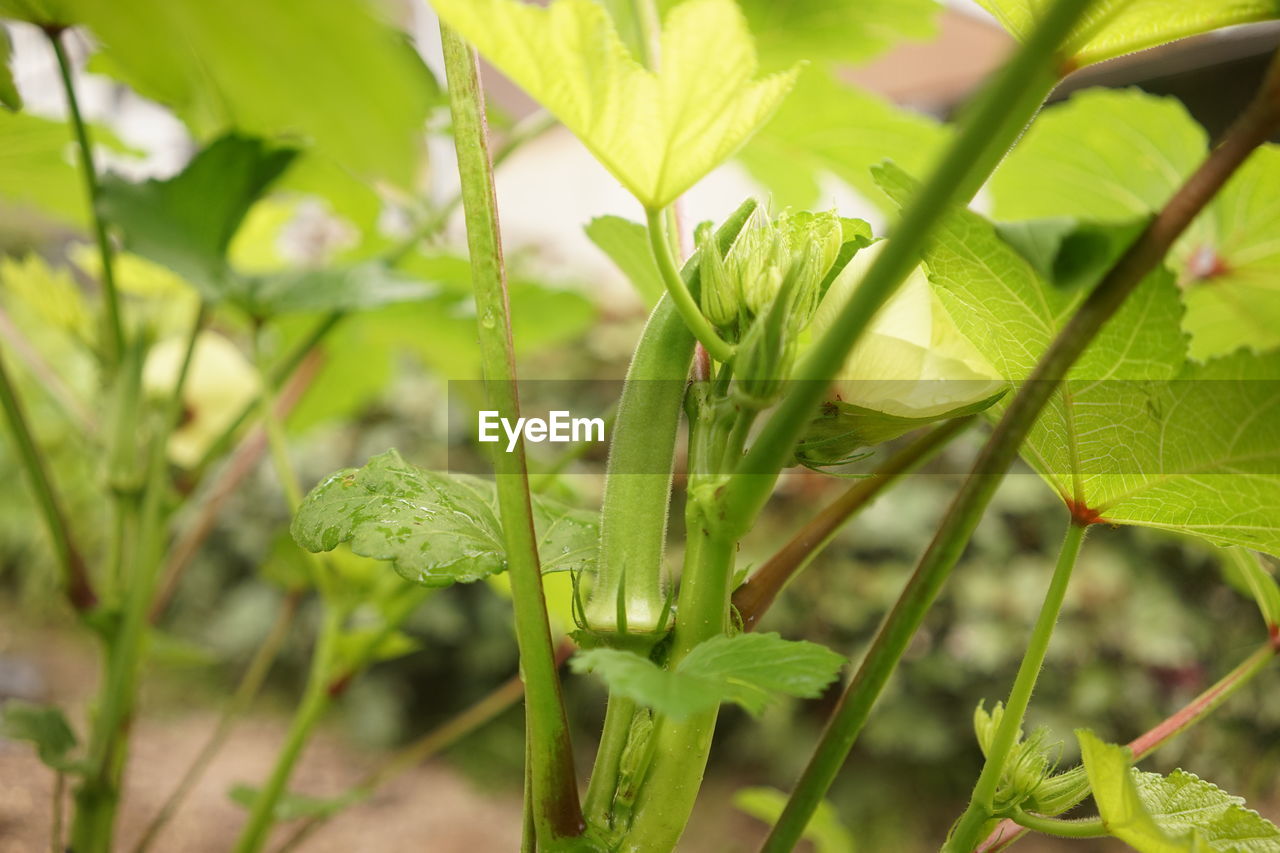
left=430, top=0, right=798, bottom=209
left=973, top=1, right=1280, bottom=68
left=1078, top=730, right=1280, bottom=852
left=878, top=162, right=1280, bottom=556
left=570, top=632, right=844, bottom=719
left=291, top=449, right=598, bottom=587
left=0, top=700, right=78, bottom=771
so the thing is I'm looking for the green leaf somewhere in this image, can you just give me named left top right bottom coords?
left=1178, top=146, right=1280, bottom=359
left=733, top=786, right=855, bottom=853
left=584, top=216, right=665, bottom=306
left=990, top=89, right=1206, bottom=225
left=991, top=87, right=1280, bottom=359
left=80, top=0, right=438, bottom=186
left=715, top=0, right=940, bottom=70
left=1218, top=546, right=1280, bottom=630
left=331, top=627, right=422, bottom=670
left=431, top=0, right=798, bottom=209
left=231, top=263, right=438, bottom=319
left=0, top=111, right=128, bottom=226
left=1, top=700, right=78, bottom=770
left=291, top=449, right=599, bottom=587
left=0, top=0, right=79, bottom=26
left=878, top=162, right=1280, bottom=556
left=973, top=1, right=1280, bottom=67
left=995, top=217, right=1148, bottom=292
left=99, top=134, right=298, bottom=298
left=739, top=70, right=947, bottom=211
left=1078, top=730, right=1280, bottom=852
left=229, top=784, right=362, bottom=821
left=0, top=27, right=21, bottom=111
left=570, top=632, right=844, bottom=719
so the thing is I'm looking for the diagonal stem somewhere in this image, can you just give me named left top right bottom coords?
left=440, top=23, right=584, bottom=842
left=760, top=43, right=1280, bottom=853
left=732, top=416, right=974, bottom=631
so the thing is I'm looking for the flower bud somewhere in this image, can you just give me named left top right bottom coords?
left=697, top=221, right=739, bottom=329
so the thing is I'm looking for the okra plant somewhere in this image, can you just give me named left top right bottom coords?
left=2, top=0, right=1280, bottom=851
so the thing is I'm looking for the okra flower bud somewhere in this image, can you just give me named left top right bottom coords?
left=142, top=331, right=260, bottom=469
left=697, top=221, right=739, bottom=328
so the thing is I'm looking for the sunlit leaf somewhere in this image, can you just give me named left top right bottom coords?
left=739, top=70, right=947, bottom=211
left=431, top=0, right=798, bottom=209
left=570, top=632, right=844, bottom=719
left=973, top=1, right=1280, bottom=67
left=1078, top=729, right=1280, bottom=851
left=585, top=216, right=665, bottom=306
left=878, top=162, right=1280, bottom=556
left=734, top=787, right=855, bottom=853
left=292, top=449, right=599, bottom=587
left=0, top=28, right=21, bottom=111
left=0, top=111, right=127, bottom=226
left=80, top=0, right=438, bottom=186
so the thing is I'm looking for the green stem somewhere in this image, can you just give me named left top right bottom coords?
left=0, top=347, right=95, bottom=611
left=230, top=608, right=339, bottom=853
left=977, top=641, right=1279, bottom=852
left=762, top=42, right=1280, bottom=853
left=441, top=23, right=584, bottom=841
left=733, top=416, right=974, bottom=631
left=47, top=28, right=124, bottom=370
left=644, top=208, right=734, bottom=364
left=132, top=590, right=301, bottom=853
left=1009, top=810, right=1106, bottom=839
left=72, top=305, right=206, bottom=853
left=945, top=521, right=1087, bottom=853
left=722, top=0, right=1089, bottom=540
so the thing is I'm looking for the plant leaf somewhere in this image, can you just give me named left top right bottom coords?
left=878, top=162, right=1280, bottom=557
left=291, top=449, right=599, bottom=586
left=733, top=787, right=855, bottom=853
left=79, top=0, right=438, bottom=186
left=972, top=1, right=1280, bottom=67
left=0, top=111, right=129, bottom=225
left=1078, top=729, right=1280, bottom=852
left=0, top=27, right=21, bottom=111
left=98, top=134, right=298, bottom=299
left=231, top=263, right=438, bottom=319
left=991, top=88, right=1280, bottom=359
left=570, top=632, right=844, bottom=719
left=1218, top=548, right=1280, bottom=630
left=584, top=216, right=666, bottom=306
left=430, top=0, right=798, bottom=209
left=229, top=784, right=362, bottom=821
left=739, top=69, right=947, bottom=211
left=1, top=700, right=78, bottom=771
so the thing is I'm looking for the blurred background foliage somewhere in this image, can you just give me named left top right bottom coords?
left=0, top=0, right=1278, bottom=850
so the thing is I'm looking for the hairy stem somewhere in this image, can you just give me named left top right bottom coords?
left=977, top=640, right=1279, bottom=852
left=46, top=28, right=124, bottom=370
left=1009, top=810, right=1106, bottom=839
left=761, top=42, right=1280, bottom=853
left=441, top=23, right=584, bottom=841
left=732, top=416, right=974, bottom=631
left=945, top=520, right=1087, bottom=853
left=0, top=347, right=96, bottom=611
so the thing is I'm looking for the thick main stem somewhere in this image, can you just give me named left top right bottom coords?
left=761, top=43, right=1280, bottom=853
left=440, top=24, right=584, bottom=842
left=945, top=521, right=1087, bottom=853
left=46, top=28, right=124, bottom=370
